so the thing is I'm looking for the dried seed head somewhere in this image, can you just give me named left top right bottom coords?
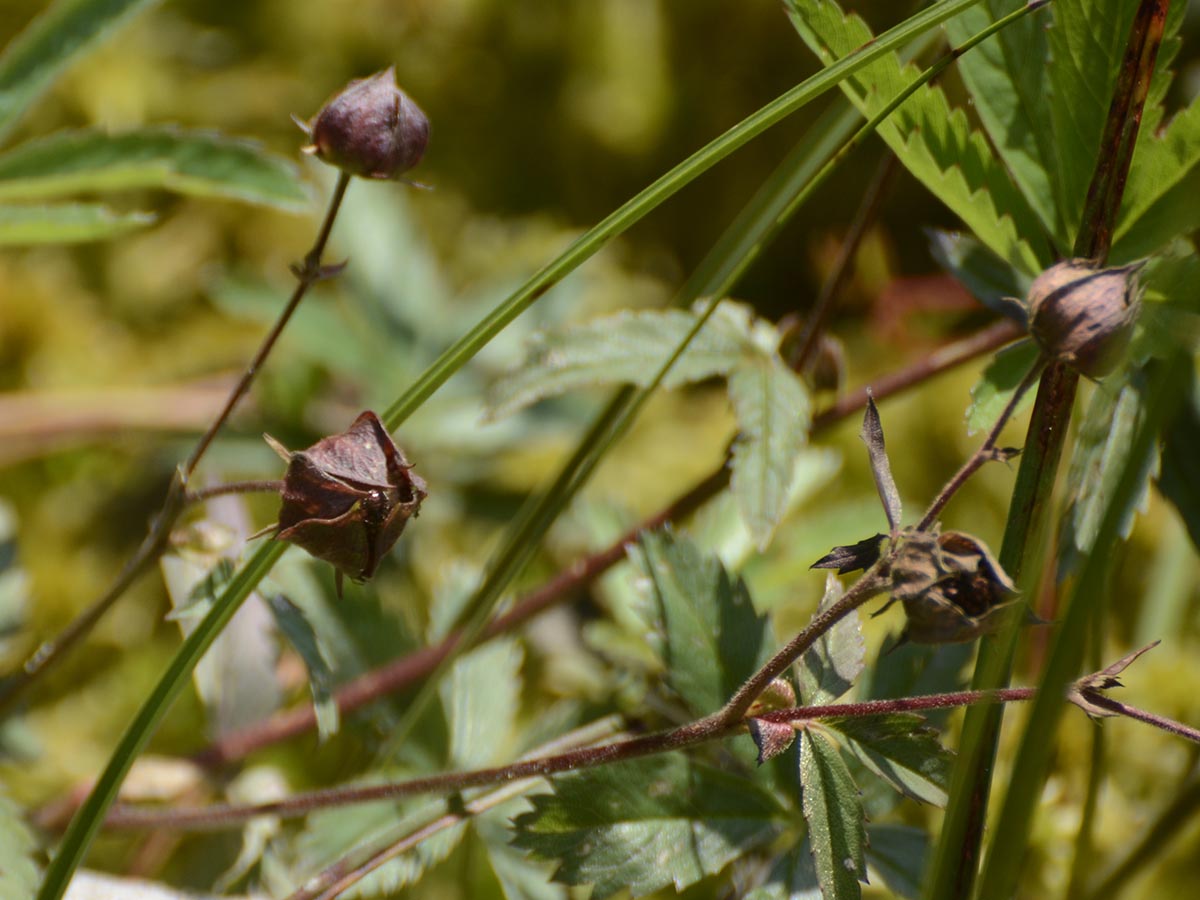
left=886, top=528, right=1018, bottom=644
left=301, top=68, right=429, bottom=180
left=1027, top=259, right=1143, bottom=377
left=270, top=411, right=427, bottom=588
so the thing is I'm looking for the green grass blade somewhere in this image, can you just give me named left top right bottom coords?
left=0, top=128, right=308, bottom=210
left=0, top=0, right=163, bottom=143
left=0, top=201, right=152, bottom=244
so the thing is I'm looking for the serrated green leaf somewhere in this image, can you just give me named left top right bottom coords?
left=478, top=804, right=569, bottom=900
left=638, top=530, right=769, bottom=716
left=745, top=839, right=822, bottom=900
left=786, top=0, right=1047, bottom=273
left=512, top=755, right=786, bottom=899
left=0, top=201, right=152, bottom=243
left=0, top=128, right=308, bottom=210
left=798, top=729, right=867, bottom=900
left=0, top=0, right=163, bottom=142
left=728, top=356, right=812, bottom=548
left=944, top=1, right=1059, bottom=240
left=1044, top=0, right=1140, bottom=246
left=826, top=714, right=954, bottom=806
left=797, top=573, right=865, bottom=706
left=866, top=824, right=928, bottom=899
left=486, top=301, right=759, bottom=420
left=441, top=638, right=523, bottom=770
left=266, top=593, right=339, bottom=741
left=1061, top=368, right=1156, bottom=573
left=965, top=339, right=1040, bottom=435
left=0, top=789, right=38, bottom=899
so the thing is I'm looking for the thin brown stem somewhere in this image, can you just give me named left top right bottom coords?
left=1082, top=694, right=1200, bottom=744
left=184, top=480, right=285, bottom=504
left=0, top=174, right=353, bottom=713
left=191, top=317, right=1020, bottom=768
left=917, top=354, right=1045, bottom=531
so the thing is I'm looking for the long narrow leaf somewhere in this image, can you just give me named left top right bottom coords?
left=0, top=128, right=308, bottom=210
left=0, top=0, right=163, bottom=142
left=0, top=201, right=152, bottom=243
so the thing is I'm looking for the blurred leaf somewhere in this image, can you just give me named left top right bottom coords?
left=486, top=301, right=760, bottom=420
left=61, top=871, right=261, bottom=899
left=926, top=229, right=1029, bottom=324
left=728, top=356, right=812, bottom=547
left=826, top=713, right=953, bottom=806
left=266, top=593, right=339, bottom=742
left=0, top=201, right=152, bottom=243
left=797, top=573, right=865, bottom=706
left=1062, top=369, right=1156, bottom=572
left=745, top=839, right=822, bottom=900
left=866, top=824, right=929, bottom=899
left=786, top=0, right=1046, bottom=273
left=638, top=530, right=769, bottom=716
left=511, top=755, right=786, bottom=899
left=943, top=2, right=1058, bottom=240
left=0, top=788, right=37, bottom=899
left=0, top=499, right=28, bottom=661
left=965, top=339, right=1040, bottom=434
left=294, top=794, right=465, bottom=899
left=441, top=638, right=523, bottom=770
left=0, top=0, right=163, bottom=142
left=0, top=128, right=308, bottom=209
left=477, top=803, right=568, bottom=900
left=798, top=728, right=867, bottom=900
left=1157, top=374, right=1200, bottom=552
left=862, top=640, right=971, bottom=728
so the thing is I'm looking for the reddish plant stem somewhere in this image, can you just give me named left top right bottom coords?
left=1082, top=694, right=1200, bottom=745
left=192, top=317, right=1021, bottom=769
left=0, top=173, right=353, bottom=714
left=184, top=480, right=285, bottom=504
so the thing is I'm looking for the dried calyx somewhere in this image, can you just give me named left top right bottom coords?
left=1026, top=258, right=1144, bottom=377
left=267, top=411, right=427, bottom=593
left=299, top=67, right=429, bottom=180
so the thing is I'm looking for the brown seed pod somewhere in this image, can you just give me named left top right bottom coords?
left=1027, top=258, right=1143, bottom=377
left=300, top=67, right=429, bottom=180
left=884, top=527, right=1018, bottom=644
left=268, top=411, right=427, bottom=590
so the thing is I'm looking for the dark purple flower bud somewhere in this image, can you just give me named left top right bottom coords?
left=1027, top=259, right=1143, bottom=377
left=268, top=411, right=427, bottom=590
left=300, top=68, right=429, bottom=180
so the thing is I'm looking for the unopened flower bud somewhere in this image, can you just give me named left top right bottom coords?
left=301, top=68, right=429, bottom=180
left=1027, top=259, right=1143, bottom=377
left=267, top=411, right=427, bottom=591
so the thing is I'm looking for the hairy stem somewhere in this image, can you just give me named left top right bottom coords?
left=184, top=480, right=285, bottom=504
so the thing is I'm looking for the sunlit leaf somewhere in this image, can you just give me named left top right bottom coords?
left=486, top=301, right=761, bottom=420
left=0, top=0, right=163, bottom=142
left=785, top=0, right=1047, bottom=273
left=511, top=755, right=786, bottom=899
left=944, top=1, right=1059, bottom=240
left=637, top=530, right=769, bottom=716
left=728, top=356, right=812, bottom=547
left=826, top=713, right=954, bottom=806
left=797, top=573, right=865, bottom=706
left=0, top=128, right=309, bottom=210
left=0, top=201, right=152, bottom=244
left=441, top=638, right=523, bottom=770
left=798, top=729, right=867, bottom=900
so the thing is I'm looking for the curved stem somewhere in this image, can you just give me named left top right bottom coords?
left=184, top=480, right=285, bottom=504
